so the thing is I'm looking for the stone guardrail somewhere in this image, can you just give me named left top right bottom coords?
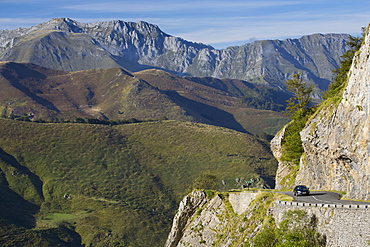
left=274, top=199, right=370, bottom=246
left=276, top=200, right=370, bottom=209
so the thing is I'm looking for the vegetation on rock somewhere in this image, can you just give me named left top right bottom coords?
left=170, top=190, right=324, bottom=247
left=323, top=29, right=365, bottom=101
left=188, top=172, right=218, bottom=191
left=277, top=30, right=364, bottom=188
left=281, top=73, right=314, bottom=165
left=254, top=209, right=325, bottom=247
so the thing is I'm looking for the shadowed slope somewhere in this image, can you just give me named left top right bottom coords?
left=0, top=62, right=289, bottom=135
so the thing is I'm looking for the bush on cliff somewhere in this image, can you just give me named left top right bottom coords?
left=253, top=209, right=325, bottom=247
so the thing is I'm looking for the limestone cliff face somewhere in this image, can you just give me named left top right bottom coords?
left=273, top=28, right=370, bottom=200
left=270, top=125, right=292, bottom=189
left=165, top=191, right=258, bottom=247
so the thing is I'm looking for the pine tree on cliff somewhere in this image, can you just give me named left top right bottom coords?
left=281, top=73, right=313, bottom=164
left=324, top=30, right=365, bottom=100
left=285, top=73, right=313, bottom=120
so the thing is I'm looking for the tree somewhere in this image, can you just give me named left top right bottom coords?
left=324, top=32, right=365, bottom=100
left=281, top=73, right=313, bottom=164
left=188, top=172, right=218, bottom=192
left=285, top=73, right=313, bottom=119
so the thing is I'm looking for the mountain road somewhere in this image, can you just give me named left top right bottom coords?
left=281, top=191, right=370, bottom=205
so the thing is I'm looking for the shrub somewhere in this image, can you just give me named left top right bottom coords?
left=188, top=172, right=218, bottom=192
left=253, top=209, right=326, bottom=247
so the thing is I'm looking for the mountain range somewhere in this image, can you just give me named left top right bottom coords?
left=0, top=18, right=351, bottom=96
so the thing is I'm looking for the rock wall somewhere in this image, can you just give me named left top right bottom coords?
left=270, top=125, right=292, bottom=189
left=228, top=192, right=257, bottom=215
left=273, top=201, right=370, bottom=246
left=296, top=27, right=370, bottom=200
left=272, top=26, right=370, bottom=200
left=165, top=190, right=209, bottom=247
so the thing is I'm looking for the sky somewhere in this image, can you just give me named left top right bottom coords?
left=1, top=0, right=369, bottom=49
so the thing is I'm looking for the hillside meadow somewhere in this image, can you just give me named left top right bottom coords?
left=0, top=118, right=277, bottom=246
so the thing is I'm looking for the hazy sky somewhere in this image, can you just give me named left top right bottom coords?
left=1, top=0, right=369, bottom=49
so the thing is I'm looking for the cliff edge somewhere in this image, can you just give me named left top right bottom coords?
left=165, top=191, right=259, bottom=247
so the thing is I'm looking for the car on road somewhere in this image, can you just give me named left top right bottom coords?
left=293, top=185, right=310, bottom=196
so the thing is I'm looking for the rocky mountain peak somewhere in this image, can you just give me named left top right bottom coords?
left=0, top=18, right=350, bottom=93
left=29, top=17, right=83, bottom=33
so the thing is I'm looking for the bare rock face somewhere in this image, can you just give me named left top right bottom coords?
left=165, top=191, right=227, bottom=247
left=165, top=191, right=258, bottom=247
left=270, top=125, right=293, bottom=190
left=274, top=27, right=370, bottom=200
left=165, top=190, right=209, bottom=247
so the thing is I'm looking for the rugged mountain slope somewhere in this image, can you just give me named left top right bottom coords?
left=272, top=27, right=370, bottom=200
left=0, top=62, right=289, bottom=135
left=0, top=118, right=277, bottom=246
left=0, top=18, right=350, bottom=93
left=2, top=30, right=122, bottom=71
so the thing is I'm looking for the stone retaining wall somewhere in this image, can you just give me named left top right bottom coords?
left=273, top=201, right=370, bottom=246
left=228, top=192, right=257, bottom=215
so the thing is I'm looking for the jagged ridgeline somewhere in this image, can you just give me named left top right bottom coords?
left=0, top=18, right=350, bottom=94
left=0, top=118, right=276, bottom=246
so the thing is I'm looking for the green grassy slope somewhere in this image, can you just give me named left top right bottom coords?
left=0, top=118, right=277, bottom=246
left=120, top=120, right=277, bottom=200
left=0, top=119, right=174, bottom=246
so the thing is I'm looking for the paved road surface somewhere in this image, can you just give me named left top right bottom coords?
left=282, top=191, right=370, bottom=205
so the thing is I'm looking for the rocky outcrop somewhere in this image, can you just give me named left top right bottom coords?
left=270, top=125, right=293, bottom=189
left=165, top=190, right=209, bottom=247
left=166, top=192, right=224, bottom=247
left=167, top=190, right=370, bottom=247
left=273, top=27, right=370, bottom=200
left=0, top=18, right=350, bottom=93
left=165, top=191, right=258, bottom=247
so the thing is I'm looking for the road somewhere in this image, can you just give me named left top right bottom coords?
left=282, top=191, right=370, bottom=205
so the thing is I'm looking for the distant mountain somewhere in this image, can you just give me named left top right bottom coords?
left=0, top=18, right=350, bottom=94
left=0, top=62, right=289, bottom=135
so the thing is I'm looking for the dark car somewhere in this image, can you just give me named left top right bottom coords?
left=293, top=185, right=310, bottom=196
